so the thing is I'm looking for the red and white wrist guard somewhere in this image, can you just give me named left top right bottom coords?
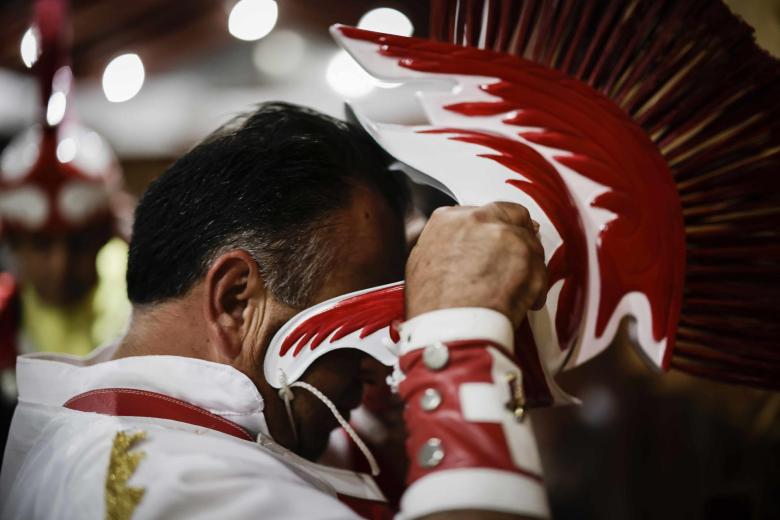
left=397, top=308, right=549, bottom=519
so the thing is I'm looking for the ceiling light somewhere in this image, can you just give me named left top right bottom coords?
left=20, top=27, right=40, bottom=68
left=46, top=92, right=66, bottom=126
left=358, top=7, right=413, bottom=36
left=326, top=50, right=375, bottom=98
left=52, top=66, right=73, bottom=95
left=228, top=0, right=278, bottom=41
left=102, top=53, right=145, bottom=103
left=56, top=137, right=77, bottom=163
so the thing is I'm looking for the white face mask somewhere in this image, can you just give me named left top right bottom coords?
left=263, top=282, right=402, bottom=391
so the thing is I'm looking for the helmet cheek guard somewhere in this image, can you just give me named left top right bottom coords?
left=264, top=282, right=403, bottom=390
left=2, top=1, right=124, bottom=240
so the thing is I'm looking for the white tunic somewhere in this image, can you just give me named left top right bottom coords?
left=0, top=344, right=382, bottom=519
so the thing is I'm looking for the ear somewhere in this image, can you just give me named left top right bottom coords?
left=203, top=250, right=264, bottom=361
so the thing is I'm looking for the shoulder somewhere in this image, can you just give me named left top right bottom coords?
left=5, top=412, right=359, bottom=520
left=130, top=421, right=360, bottom=519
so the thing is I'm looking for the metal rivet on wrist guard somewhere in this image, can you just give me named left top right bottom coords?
left=422, top=342, right=449, bottom=371
left=418, top=438, right=444, bottom=468
left=419, top=388, right=442, bottom=412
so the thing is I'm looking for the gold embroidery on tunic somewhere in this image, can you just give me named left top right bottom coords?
left=105, top=431, right=147, bottom=520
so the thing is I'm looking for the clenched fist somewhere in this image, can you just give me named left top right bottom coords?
left=405, top=202, right=548, bottom=328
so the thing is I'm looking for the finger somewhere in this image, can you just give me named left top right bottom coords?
left=504, top=228, right=547, bottom=314
left=503, top=224, right=546, bottom=259
left=514, top=255, right=548, bottom=315
left=524, top=230, right=548, bottom=310
left=529, top=254, right=549, bottom=311
left=486, top=201, right=536, bottom=233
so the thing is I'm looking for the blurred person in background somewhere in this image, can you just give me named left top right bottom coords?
left=0, top=0, right=132, bottom=454
left=0, top=123, right=132, bottom=451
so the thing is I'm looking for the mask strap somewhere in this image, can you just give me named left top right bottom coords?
left=280, top=378, right=381, bottom=477
left=277, top=370, right=299, bottom=443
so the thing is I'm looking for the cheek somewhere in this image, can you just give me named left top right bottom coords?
left=300, top=354, right=362, bottom=403
left=72, top=253, right=99, bottom=282
left=16, top=250, right=50, bottom=280
left=296, top=391, right=338, bottom=437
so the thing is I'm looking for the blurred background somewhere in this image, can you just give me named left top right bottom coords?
left=0, top=0, right=429, bottom=194
left=0, top=0, right=777, bottom=518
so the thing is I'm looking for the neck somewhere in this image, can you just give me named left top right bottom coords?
left=112, top=289, right=300, bottom=453
left=113, top=294, right=209, bottom=361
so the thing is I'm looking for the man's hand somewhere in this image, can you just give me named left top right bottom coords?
left=405, top=202, right=548, bottom=328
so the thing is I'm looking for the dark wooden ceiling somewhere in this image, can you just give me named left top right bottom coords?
left=0, top=0, right=429, bottom=78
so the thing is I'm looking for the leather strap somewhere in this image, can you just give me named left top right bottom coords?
left=397, top=339, right=548, bottom=517
left=63, top=387, right=254, bottom=441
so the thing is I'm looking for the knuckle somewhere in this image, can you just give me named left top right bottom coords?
left=531, top=274, right=546, bottom=294
left=500, top=201, right=530, bottom=219
left=515, top=204, right=531, bottom=220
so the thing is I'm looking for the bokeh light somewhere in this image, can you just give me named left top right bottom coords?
left=357, top=7, right=413, bottom=36
left=102, top=53, right=145, bottom=103
left=228, top=0, right=278, bottom=41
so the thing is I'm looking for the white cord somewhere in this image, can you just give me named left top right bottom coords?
left=289, top=380, right=381, bottom=477
left=277, top=370, right=299, bottom=443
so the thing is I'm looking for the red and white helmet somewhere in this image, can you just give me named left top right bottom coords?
left=0, top=0, right=122, bottom=237
left=0, top=122, right=121, bottom=236
left=265, top=25, right=687, bottom=406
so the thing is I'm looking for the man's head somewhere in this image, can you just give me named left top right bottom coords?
left=0, top=123, right=123, bottom=306
left=125, top=102, right=407, bottom=459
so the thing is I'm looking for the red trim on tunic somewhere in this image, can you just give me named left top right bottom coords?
left=63, top=386, right=391, bottom=519
left=63, top=387, right=255, bottom=441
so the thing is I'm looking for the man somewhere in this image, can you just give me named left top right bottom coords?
left=1, top=103, right=549, bottom=519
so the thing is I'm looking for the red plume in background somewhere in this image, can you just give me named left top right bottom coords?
left=428, top=0, right=779, bottom=389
